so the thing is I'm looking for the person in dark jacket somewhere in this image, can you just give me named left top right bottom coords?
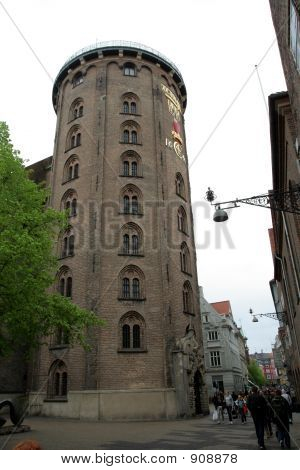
left=271, top=389, right=291, bottom=449
left=247, top=386, right=267, bottom=449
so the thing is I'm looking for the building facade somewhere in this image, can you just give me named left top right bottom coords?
left=27, top=41, right=208, bottom=420
left=199, top=288, right=248, bottom=397
left=250, top=352, right=278, bottom=384
left=269, top=0, right=300, bottom=400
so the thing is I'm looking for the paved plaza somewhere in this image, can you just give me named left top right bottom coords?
left=1, top=410, right=299, bottom=450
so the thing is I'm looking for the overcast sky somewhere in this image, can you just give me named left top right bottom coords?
left=0, top=0, right=287, bottom=353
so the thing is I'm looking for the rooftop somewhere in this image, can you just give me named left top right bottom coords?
left=53, top=40, right=187, bottom=110
left=210, top=300, right=232, bottom=316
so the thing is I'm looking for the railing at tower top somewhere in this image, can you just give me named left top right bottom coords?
left=58, top=40, right=183, bottom=81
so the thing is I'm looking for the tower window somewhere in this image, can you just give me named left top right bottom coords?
left=119, top=312, right=145, bottom=351
left=73, top=73, right=83, bottom=87
left=124, top=63, right=136, bottom=76
left=119, top=265, right=145, bottom=300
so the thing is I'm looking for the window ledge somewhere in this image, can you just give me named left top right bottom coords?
left=58, top=254, right=75, bottom=260
left=176, top=193, right=187, bottom=202
left=118, top=348, right=147, bottom=353
left=65, top=144, right=81, bottom=153
left=118, top=253, right=144, bottom=257
left=49, top=344, right=70, bottom=351
left=119, top=142, right=142, bottom=146
left=119, top=212, right=143, bottom=217
left=120, top=112, right=141, bottom=117
left=62, top=176, right=79, bottom=185
left=44, top=398, right=68, bottom=402
left=183, top=311, right=195, bottom=316
left=118, top=297, right=146, bottom=302
left=179, top=230, right=189, bottom=236
left=181, top=270, right=192, bottom=277
left=68, top=116, right=83, bottom=124
left=119, top=175, right=143, bottom=178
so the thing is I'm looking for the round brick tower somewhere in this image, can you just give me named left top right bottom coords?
left=30, top=41, right=208, bottom=419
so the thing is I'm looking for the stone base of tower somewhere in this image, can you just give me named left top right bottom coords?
left=28, top=388, right=179, bottom=421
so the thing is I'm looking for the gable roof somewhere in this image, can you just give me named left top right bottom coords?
left=210, top=300, right=232, bottom=316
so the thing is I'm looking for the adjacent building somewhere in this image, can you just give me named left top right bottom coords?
left=200, top=288, right=248, bottom=397
left=268, top=0, right=300, bottom=399
left=250, top=352, right=278, bottom=384
left=26, top=41, right=209, bottom=420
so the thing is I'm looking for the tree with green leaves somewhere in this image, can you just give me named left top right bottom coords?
left=248, top=359, right=266, bottom=387
left=0, top=122, right=103, bottom=356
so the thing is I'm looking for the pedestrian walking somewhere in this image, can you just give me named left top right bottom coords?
left=264, top=389, right=274, bottom=438
left=247, top=386, right=267, bottom=449
left=236, top=395, right=247, bottom=423
left=224, top=391, right=234, bottom=424
left=281, top=389, right=293, bottom=424
left=212, top=391, right=224, bottom=423
left=271, top=389, right=291, bottom=449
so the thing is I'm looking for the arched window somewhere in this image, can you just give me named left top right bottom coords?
left=120, top=151, right=142, bottom=177
left=131, top=161, right=137, bottom=177
left=178, top=206, right=188, bottom=233
left=120, top=185, right=143, bottom=215
left=59, top=278, right=65, bottom=296
left=61, top=230, right=75, bottom=258
left=133, top=324, right=140, bottom=348
left=122, top=324, right=130, bottom=348
left=120, top=222, right=143, bottom=256
left=124, top=63, right=136, bottom=76
left=119, top=265, right=145, bottom=300
left=62, top=189, right=78, bottom=217
left=57, top=267, right=73, bottom=299
left=72, top=72, right=83, bottom=87
left=123, top=195, right=130, bottom=214
left=119, top=312, right=146, bottom=351
left=71, top=198, right=77, bottom=216
left=122, top=278, right=130, bottom=298
left=74, top=163, right=79, bottom=178
left=121, top=121, right=141, bottom=145
left=183, top=281, right=194, bottom=314
left=132, top=235, right=139, bottom=254
left=123, top=101, right=129, bottom=113
left=123, top=234, right=130, bottom=254
left=121, top=92, right=139, bottom=115
left=130, top=102, right=137, bottom=114
left=180, top=242, right=191, bottom=274
left=69, top=98, right=84, bottom=121
left=66, top=126, right=82, bottom=151
left=131, top=130, right=137, bottom=144
left=66, top=277, right=72, bottom=298
left=132, top=278, right=140, bottom=298
left=48, top=360, right=68, bottom=398
left=123, top=161, right=129, bottom=176
left=175, top=173, right=186, bottom=199
left=123, top=130, right=129, bottom=143
left=132, top=196, right=138, bottom=214
left=63, top=156, right=80, bottom=182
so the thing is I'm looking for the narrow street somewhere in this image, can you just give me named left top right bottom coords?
left=1, top=411, right=299, bottom=450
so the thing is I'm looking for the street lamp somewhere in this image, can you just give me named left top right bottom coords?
left=205, top=187, right=300, bottom=222
left=249, top=308, right=286, bottom=323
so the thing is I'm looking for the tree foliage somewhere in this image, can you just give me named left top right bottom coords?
left=248, top=359, right=266, bottom=387
left=0, top=122, right=103, bottom=356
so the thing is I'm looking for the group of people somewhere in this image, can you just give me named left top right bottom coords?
left=247, top=386, right=292, bottom=450
left=212, top=390, right=248, bottom=425
left=212, top=386, right=293, bottom=450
